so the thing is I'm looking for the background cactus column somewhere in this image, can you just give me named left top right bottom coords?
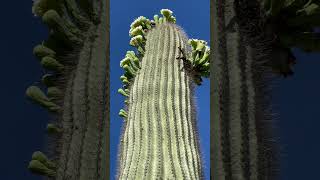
left=211, top=0, right=320, bottom=179
left=211, top=1, right=279, bottom=180
left=27, top=0, right=109, bottom=179
left=116, top=15, right=207, bottom=179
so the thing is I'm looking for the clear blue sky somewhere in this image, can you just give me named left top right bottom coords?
left=273, top=48, right=320, bottom=180
left=109, top=0, right=210, bottom=179
left=0, top=1, right=319, bottom=180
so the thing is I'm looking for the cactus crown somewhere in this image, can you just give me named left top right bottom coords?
left=117, top=9, right=210, bottom=121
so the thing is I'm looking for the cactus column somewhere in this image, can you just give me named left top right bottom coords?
left=211, top=0, right=320, bottom=179
left=27, top=0, right=109, bottom=179
left=117, top=23, right=203, bottom=179
left=211, top=0, right=279, bottom=180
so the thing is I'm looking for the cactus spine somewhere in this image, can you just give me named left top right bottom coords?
left=211, top=0, right=320, bottom=179
left=117, top=10, right=210, bottom=179
left=27, top=0, right=109, bottom=179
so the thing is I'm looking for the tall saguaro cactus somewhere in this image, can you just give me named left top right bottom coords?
left=211, top=0, right=320, bottom=179
left=26, top=0, right=109, bottom=179
left=116, top=10, right=210, bottom=179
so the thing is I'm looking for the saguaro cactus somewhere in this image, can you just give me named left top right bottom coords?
left=211, top=0, right=320, bottom=179
left=116, top=10, right=210, bottom=179
left=26, top=0, right=109, bottom=179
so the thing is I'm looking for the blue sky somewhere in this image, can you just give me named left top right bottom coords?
left=109, top=0, right=210, bottom=179
left=273, top=48, right=320, bottom=180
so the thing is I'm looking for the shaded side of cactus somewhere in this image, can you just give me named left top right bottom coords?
left=26, top=0, right=108, bottom=179
left=116, top=9, right=210, bottom=179
left=211, top=1, right=278, bottom=179
left=211, top=0, right=320, bottom=179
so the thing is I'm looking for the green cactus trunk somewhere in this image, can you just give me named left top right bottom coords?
left=117, top=23, right=203, bottom=179
left=55, top=3, right=108, bottom=180
left=211, top=1, right=279, bottom=180
left=27, top=0, right=109, bottom=179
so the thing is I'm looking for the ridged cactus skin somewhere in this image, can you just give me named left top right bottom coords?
left=211, top=0, right=320, bottom=179
left=117, top=23, right=204, bottom=179
left=27, top=0, right=109, bottom=179
left=211, top=1, right=279, bottom=179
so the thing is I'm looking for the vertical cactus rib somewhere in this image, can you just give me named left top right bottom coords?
left=63, top=29, right=90, bottom=180
left=117, top=80, right=134, bottom=179
left=227, top=21, right=244, bottom=180
left=119, top=38, right=142, bottom=179
left=169, top=24, right=185, bottom=180
left=246, top=45, right=258, bottom=180
left=212, top=0, right=232, bottom=179
left=178, top=26, right=197, bottom=179
left=120, top=64, right=138, bottom=179
left=158, top=25, right=175, bottom=179
left=126, top=29, right=148, bottom=178
left=79, top=1, right=107, bottom=178
left=190, top=90, right=204, bottom=179
left=177, top=31, right=196, bottom=179
left=132, top=19, right=157, bottom=178
left=185, top=64, right=199, bottom=179
left=224, top=1, right=246, bottom=179
left=56, top=72, right=75, bottom=180
left=238, top=34, right=251, bottom=180
left=151, top=25, right=164, bottom=179
left=138, top=20, right=162, bottom=178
